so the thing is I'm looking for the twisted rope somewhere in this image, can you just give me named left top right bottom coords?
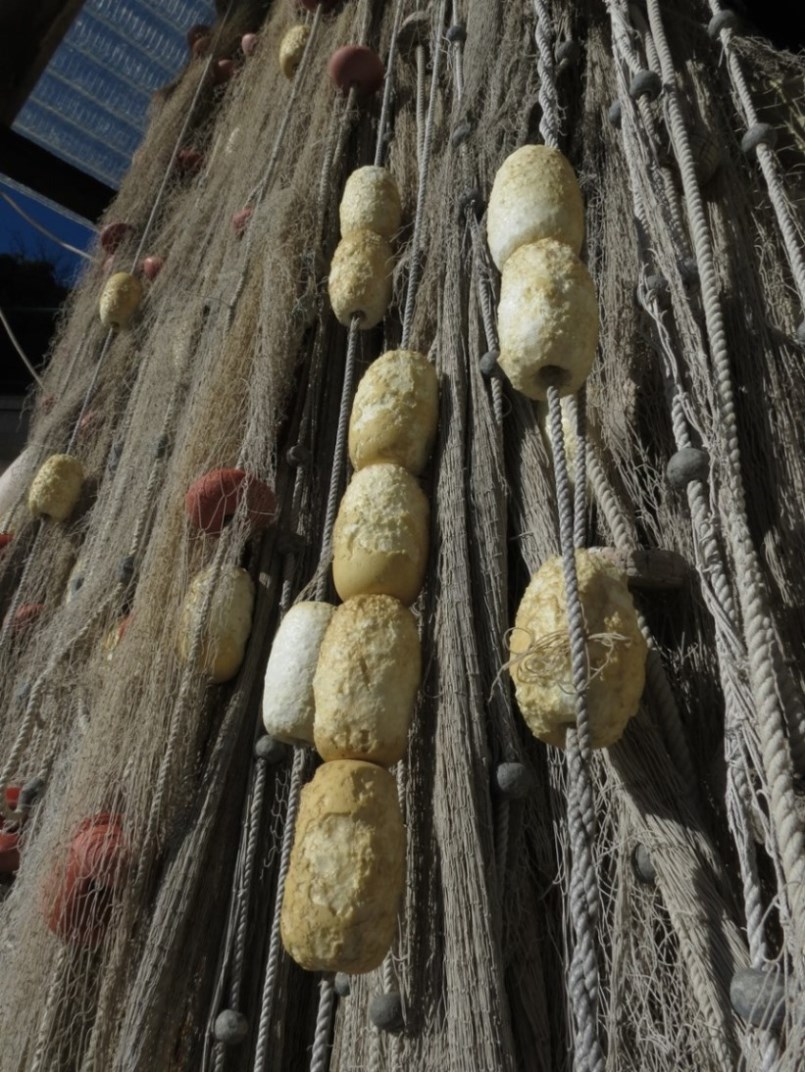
left=532, top=0, right=561, bottom=149
left=253, top=748, right=308, bottom=1072
left=548, top=387, right=604, bottom=1072
left=309, top=977, right=337, bottom=1072
left=401, top=0, right=449, bottom=349
left=645, top=0, right=805, bottom=963
left=611, top=15, right=781, bottom=1006
left=707, top=2, right=805, bottom=310
left=315, top=320, right=359, bottom=602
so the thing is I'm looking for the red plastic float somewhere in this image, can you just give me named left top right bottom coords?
left=141, top=255, right=164, bottom=281
left=0, top=788, right=21, bottom=875
left=6, top=603, right=45, bottom=632
left=232, top=207, right=253, bottom=237
left=187, top=23, right=211, bottom=49
left=176, top=148, right=204, bottom=175
left=212, top=58, right=236, bottom=84
left=241, top=33, right=259, bottom=56
left=46, top=814, right=126, bottom=946
left=99, top=222, right=132, bottom=254
left=0, top=533, right=12, bottom=554
left=328, top=45, right=384, bottom=96
left=185, top=468, right=276, bottom=536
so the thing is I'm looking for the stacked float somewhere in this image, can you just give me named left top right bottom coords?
left=328, top=165, right=400, bottom=330
left=278, top=346, right=437, bottom=974
left=486, top=145, right=647, bottom=745
left=270, top=165, right=438, bottom=975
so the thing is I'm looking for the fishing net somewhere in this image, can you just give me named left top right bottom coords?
left=0, top=1, right=803, bottom=1070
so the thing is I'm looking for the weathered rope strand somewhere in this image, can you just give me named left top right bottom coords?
left=401, top=0, right=450, bottom=349
left=548, top=386, right=604, bottom=1072
left=645, top=0, right=805, bottom=963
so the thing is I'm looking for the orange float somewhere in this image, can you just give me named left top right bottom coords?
left=46, top=814, right=126, bottom=946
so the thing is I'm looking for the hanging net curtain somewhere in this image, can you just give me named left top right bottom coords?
left=0, top=1, right=804, bottom=1070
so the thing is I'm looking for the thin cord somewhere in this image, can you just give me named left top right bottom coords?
left=0, top=190, right=95, bottom=261
left=0, top=301, right=44, bottom=386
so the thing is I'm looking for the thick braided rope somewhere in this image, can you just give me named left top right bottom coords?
left=614, top=39, right=782, bottom=1001
left=448, top=5, right=512, bottom=903
left=532, top=0, right=561, bottom=148
left=373, top=0, right=407, bottom=168
left=548, top=387, right=604, bottom=1072
left=315, top=319, right=359, bottom=602
left=707, top=2, right=805, bottom=310
left=253, top=748, right=308, bottom=1072
left=309, top=976, right=337, bottom=1072
left=645, top=0, right=805, bottom=962
left=400, top=0, right=449, bottom=349
left=564, top=392, right=588, bottom=550
left=415, top=44, right=427, bottom=163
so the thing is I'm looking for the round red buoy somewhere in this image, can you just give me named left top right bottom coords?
left=232, top=207, right=253, bottom=237
left=78, top=410, right=100, bottom=437
left=141, top=255, right=164, bottom=281
left=99, top=222, right=132, bottom=254
left=185, top=468, right=276, bottom=536
left=191, top=34, right=212, bottom=58
left=0, top=831, right=19, bottom=875
left=46, top=814, right=126, bottom=946
left=241, top=33, right=259, bottom=55
left=5, top=787, right=20, bottom=812
left=7, top=604, right=45, bottom=632
left=212, top=58, right=236, bottom=84
left=187, top=23, right=211, bottom=48
left=297, top=0, right=341, bottom=11
left=176, top=148, right=203, bottom=175
left=328, top=45, right=385, bottom=96
left=0, top=533, right=12, bottom=554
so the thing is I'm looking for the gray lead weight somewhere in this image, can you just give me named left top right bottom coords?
left=369, top=991, right=405, bottom=1034
left=479, top=350, right=499, bottom=378
left=741, top=124, right=777, bottom=158
left=495, top=762, right=535, bottom=799
left=451, top=121, right=473, bottom=148
left=708, top=10, right=741, bottom=37
left=254, top=735, right=287, bottom=764
left=680, top=256, right=699, bottom=286
left=667, top=447, right=709, bottom=489
left=334, top=973, right=351, bottom=997
left=287, top=444, right=311, bottom=467
left=555, top=40, right=580, bottom=68
left=632, top=843, right=656, bottom=884
left=608, top=100, right=622, bottom=128
left=446, top=23, right=466, bottom=44
left=629, top=69, right=662, bottom=102
left=213, top=1009, right=248, bottom=1045
left=19, top=776, right=45, bottom=810
left=117, top=555, right=135, bottom=584
left=730, top=968, right=786, bottom=1031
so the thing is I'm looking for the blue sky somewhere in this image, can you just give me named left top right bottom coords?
left=0, top=0, right=213, bottom=286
